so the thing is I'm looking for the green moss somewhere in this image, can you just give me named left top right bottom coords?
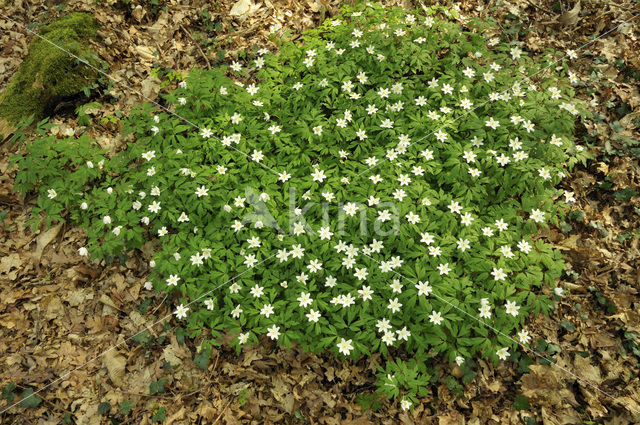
left=0, top=13, right=100, bottom=123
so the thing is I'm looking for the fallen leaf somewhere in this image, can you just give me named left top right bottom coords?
left=559, top=1, right=581, bottom=26
left=33, top=222, right=62, bottom=261
left=103, top=350, right=127, bottom=387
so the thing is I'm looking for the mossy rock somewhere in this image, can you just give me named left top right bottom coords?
left=0, top=12, right=101, bottom=127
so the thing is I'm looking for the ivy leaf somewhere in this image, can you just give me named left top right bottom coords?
left=120, top=400, right=136, bottom=415
left=514, top=394, right=531, bottom=410
left=194, top=350, right=210, bottom=371
left=97, top=401, right=111, bottom=415
left=152, top=406, right=167, bottom=423
left=1, top=382, right=16, bottom=402
left=149, top=378, right=167, bottom=395
left=559, top=320, right=576, bottom=333
left=19, top=388, right=42, bottom=409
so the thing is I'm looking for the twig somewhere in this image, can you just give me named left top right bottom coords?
left=149, top=294, right=168, bottom=317
left=179, top=24, right=211, bottom=70
left=525, top=0, right=554, bottom=15
left=212, top=398, right=232, bottom=424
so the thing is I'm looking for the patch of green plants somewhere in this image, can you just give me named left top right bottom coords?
left=10, top=2, right=588, bottom=409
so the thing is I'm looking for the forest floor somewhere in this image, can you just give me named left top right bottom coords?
left=0, top=0, right=639, bottom=424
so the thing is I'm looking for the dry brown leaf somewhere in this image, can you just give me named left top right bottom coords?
left=559, top=1, right=581, bottom=26
left=33, top=222, right=63, bottom=261
left=103, top=350, right=127, bottom=387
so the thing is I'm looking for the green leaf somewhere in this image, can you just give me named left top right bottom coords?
left=19, top=388, right=42, bottom=409
left=152, top=407, right=167, bottom=423
left=119, top=400, right=136, bottom=415
left=194, top=350, right=210, bottom=371
left=97, top=401, right=111, bottom=415
left=559, top=320, right=576, bottom=333
left=514, top=394, right=531, bottom=410
left=1, top=382, right=16, bottom=402
left=149, top=378, right=167, bottom=395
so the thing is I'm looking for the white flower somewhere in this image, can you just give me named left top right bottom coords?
left=354, top=267, right=369, bottom=280
left=396, top=327, right=411, bottom=341
left=148, top=201, right=161, bottom=214
left=382, top=332, right=396, bottom=345
left=251, top=150, right=264, bottom=163
left=343, top=202, right=359, bottom=216
left=460, top=212, right=474, bottom=226
left=387, top=298, right=402, bottom=313
left=554, top=287, right=565, bottom=297
left=80, top=202, right=88, bottom=210
left=455, top=356, right=465, bottom=366
left=311, top=168, right=326, bottom=182
left=518, top=329, right=531, bottom=344
left=318, top=226, right=333, bottom=240
left=505, top=300, right=520, bottom=317
left=491, top=267, right=507, bottom=281
left=278, top=170, right=291, bottom=183
left=485, top=117, right=500, bottom=129
left=177, top=212, right=189, bottom=223
left=260, top=304, right=275, bottom=318
left=429, top=311, right=443, bottom=325
left=358, top=285, right=373, bottom=301
left=238, top=332, right=250, bottom=344
left=496, top=347, right=510, bottom=360
left=405, top=212, right=420, bottom=224
left=47, top=189, right=57, bottom=199
left=517, top=240, right=532, bottom=254
left=538, top=167, right=552, bottom=180
left=103, top=215, right=111, bottom=225
left=231, top=305, right=243, bottom=318
left=190, top=252, right=204, bottom=266
left=437, top=263, right=451, bottom=275
left=78, top=247, right=88, bottom=257
left=195, top=186, right=209, bottom=197
left=231, top=112, right=243, bottom=125
left=174, top=304, right=189, bottom=319
left=266, top=325, right=280, bottom=341
left=337, top=338, right=353, bottom=355
left=268, top=125, right=281, bottom=134
left=415, top=281, right=432, bottom=297
left=200, top=128, right=213, bottom=138
left=530, top=209, right=545, bottom=223
left=390, top=279, right=403, bottom=293
left=297, top=292, right=313, bottom=308
left=457, top=238, right=471, bottom=252
left=203, top=298, right=215, bottom=310
left=302, top=308, right=320, bottom=323
left=495, top=218, right=509, bottom=231
left=400, top=399, right=411, bottom=411
left=247, top=83, right=259, bottom=95
left=479, top=304, right=492, bottom=319
left=463, top=151, right=477, bottom=163
left=434, top=129, right=448, bottom=142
